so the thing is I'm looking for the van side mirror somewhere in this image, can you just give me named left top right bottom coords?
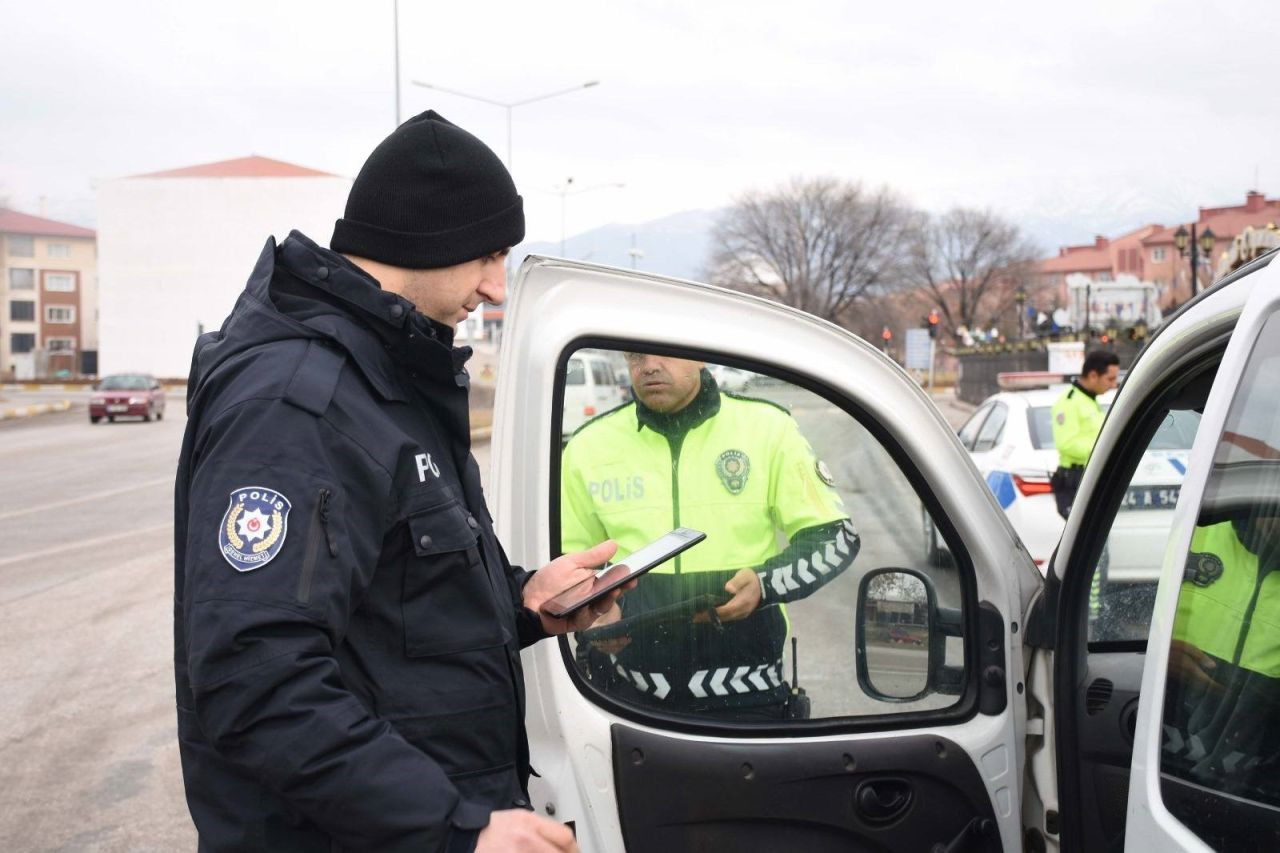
left=856, top=568, right=940, bottom=702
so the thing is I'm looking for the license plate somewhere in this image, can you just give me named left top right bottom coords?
left=106, top=404, right=128, bottom=413
left=1122, top=485, right=1180, bottom=510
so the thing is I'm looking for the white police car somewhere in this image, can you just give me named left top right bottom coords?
left=956, top=387, right=1196, bottom=575
left=491, top=248, right=1280, bottom=852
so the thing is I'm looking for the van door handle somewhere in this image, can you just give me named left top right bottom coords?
left=854, top=777, right=913, bottom=823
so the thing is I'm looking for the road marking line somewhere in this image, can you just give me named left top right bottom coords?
left=0, top=476, right=173, bottom=521
left=0, top=522, right=172, bottom=568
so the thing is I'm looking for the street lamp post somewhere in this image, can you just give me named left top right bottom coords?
left=1173, top=223, right=1217, bottom=299
left=556, top=177, right=625, bottom=255
left=409, top=80, right=599, bottom=170
left=1014, top=287, right=1028, bottom=339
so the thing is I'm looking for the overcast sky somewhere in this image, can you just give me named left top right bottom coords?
left=3, top=0, right=1277, bottom=250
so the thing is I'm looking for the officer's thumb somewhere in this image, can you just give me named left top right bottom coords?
left=582, top=539, right=618, bottom=567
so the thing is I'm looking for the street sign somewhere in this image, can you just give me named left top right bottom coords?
left=904, top=328, right=932, bottom=370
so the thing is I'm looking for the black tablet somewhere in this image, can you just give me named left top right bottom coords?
left=540, top=527, right=707, bottom=619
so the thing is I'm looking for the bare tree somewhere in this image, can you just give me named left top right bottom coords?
left=707, top=177, right=915, bottom=323
left=907, top=208, right=1041, bottom=342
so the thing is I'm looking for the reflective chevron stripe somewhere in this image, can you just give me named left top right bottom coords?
left=762, top=519, right=859, bottom=604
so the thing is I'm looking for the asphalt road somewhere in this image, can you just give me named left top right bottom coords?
left=0, top=393, right=192, bottom=851
left=0, top=386, right=971, bottom=850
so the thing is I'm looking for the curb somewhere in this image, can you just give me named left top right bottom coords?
left=0, top=400, right=73, bottom=421
left=1, top=383, right=94, bottom=391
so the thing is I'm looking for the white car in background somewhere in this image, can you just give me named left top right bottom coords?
left=953, top=386, right=1198, bottom=572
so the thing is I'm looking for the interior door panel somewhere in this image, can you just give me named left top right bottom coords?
left=612, top=725, right=1000, bottom=852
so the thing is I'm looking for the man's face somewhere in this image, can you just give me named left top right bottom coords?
left=1082, top=364, right=1119, bottom=396
left=402, top=250, right=509, bottom=328
left=626, top=353, right=704, bottom=413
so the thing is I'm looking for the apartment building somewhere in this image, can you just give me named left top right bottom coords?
left=0, top=208, right=98, bottom=379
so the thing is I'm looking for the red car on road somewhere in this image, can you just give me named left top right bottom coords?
left=90, top=374, right=166, bottom=423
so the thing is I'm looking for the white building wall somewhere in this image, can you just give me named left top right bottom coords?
left=97, top=175, right=352, bottom=378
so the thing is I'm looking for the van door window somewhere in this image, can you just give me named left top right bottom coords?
left=556, top=346, right=968, bottom=724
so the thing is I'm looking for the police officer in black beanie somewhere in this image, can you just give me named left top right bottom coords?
left=174, top=110, right=622, bottom=853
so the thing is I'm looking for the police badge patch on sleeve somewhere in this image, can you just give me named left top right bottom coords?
left=815, top=460, right=835, bottom=486
left=219, top=486, right=291, bottom=572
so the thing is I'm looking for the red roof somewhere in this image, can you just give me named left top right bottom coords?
left=132, top=155, right=336, bottom=179
left=0, top=208, right=95, bottom=239
left=1037, top=246, right=1112, bottom=273
left=1144, top=193, right=1280, bottom=245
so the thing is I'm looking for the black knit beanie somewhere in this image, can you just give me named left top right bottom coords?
left=331, top=110, right=524, bottom=269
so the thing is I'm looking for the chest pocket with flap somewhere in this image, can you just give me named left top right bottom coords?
left=401, top=498, right=504, bottom=657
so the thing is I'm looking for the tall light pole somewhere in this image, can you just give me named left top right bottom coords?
left=1173, top=224, right=1217, bottom=299
left=392, top=0, right=401, bottom=126
left=556, top=177, right=625, bottom=255
left=409, top=80, right=599, bottom=170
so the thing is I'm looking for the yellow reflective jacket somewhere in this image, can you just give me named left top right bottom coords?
left=1174, top=521, right=1280, bottom=678
left=1051, top=383, right=1105, bottom=468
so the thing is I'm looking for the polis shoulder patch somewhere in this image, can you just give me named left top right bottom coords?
left=1055, top=411, right=1066, bottom=425
left=219, top=486, right=291, bottom=572
left=716, top=449, right=750, bottom=495
left=815, top=459, right=835, bottom=487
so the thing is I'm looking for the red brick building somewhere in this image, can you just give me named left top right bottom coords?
left=1035, top=191, right=1280, bottom=310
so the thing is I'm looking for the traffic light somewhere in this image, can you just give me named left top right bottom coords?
left=881, top=326, right=893, bottom=342
left=927, top=309, right=940, bottom=339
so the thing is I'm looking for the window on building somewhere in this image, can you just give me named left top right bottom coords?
left=1097, top=271, right=1112, bottom=282
left=46, top=243, right=70, bottom=259
left=46, top=337, right=76, bottom=352
left=11, top=333, right=35, bottom=354
left=7, top=235, right=34, bottom=257
left=9, top=301, right=35, bottom=322
left=1152, top=247, right=1167, bottom=263
left=8, top=268, right=34, bottom=290
left=45, top=305, right=76, bottom=324
left=44, top=273, right=75, bottom=292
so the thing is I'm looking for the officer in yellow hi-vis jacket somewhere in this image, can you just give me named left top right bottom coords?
left=1163, top=514, right=1280, bottom=785
left=561, top=353, right=859, bottom=720
left=1050, top=350, right=1119, bottom=518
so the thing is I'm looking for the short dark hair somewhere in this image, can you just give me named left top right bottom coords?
left=1082, top=350, right=1120, bottom=378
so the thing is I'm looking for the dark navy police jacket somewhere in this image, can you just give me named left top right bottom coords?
left=174, top=231, right=547, bottom=852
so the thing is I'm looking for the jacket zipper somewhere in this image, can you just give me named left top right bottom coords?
left=297, top=488, right=335, bottom=604
left=668, top=435, right=684, bottom=574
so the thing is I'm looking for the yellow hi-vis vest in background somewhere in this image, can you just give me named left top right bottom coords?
left=1174, top=521, right=1280, bottom=678
left=1051, top=383, right=1105, bottom=469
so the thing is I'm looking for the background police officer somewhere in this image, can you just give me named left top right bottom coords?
left=1050, top=350, right=1120, bottom=518
left=561, top=352, right=859, bottom=719
left=175, top=111, right=621, bottom=853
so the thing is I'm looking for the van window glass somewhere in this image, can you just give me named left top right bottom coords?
left=1159, top=312, right=1280, bottom=847
left=566, top=359, right=585, bottom=386
left=557, top=346, right=968, bottom=724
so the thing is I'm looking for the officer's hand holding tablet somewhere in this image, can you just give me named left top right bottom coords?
left=526, top=528, right=706, bottom=634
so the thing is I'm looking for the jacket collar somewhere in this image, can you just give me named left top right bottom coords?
left=634, top=369, right=721, bottom=437
left=1070, top=379, right=1098, bottom=400
left=253, top=231, right=470, bottom=402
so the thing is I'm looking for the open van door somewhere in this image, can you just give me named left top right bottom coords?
left=490, top=258, right=1042, bottom=852
left=1044, top=250, right=1280, bottom=852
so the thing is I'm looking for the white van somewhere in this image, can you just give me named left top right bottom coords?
left=490, top=249, right=1280, bottom=853
left=562, top=350, right=627, bottom=438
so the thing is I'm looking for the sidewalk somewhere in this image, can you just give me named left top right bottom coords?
left=0, top=400, right=72, bottom=421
